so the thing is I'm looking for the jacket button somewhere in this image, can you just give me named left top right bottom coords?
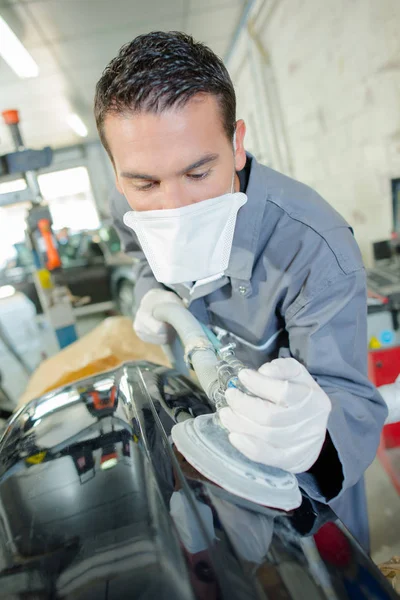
left=239, top=286, right=247, bottom=295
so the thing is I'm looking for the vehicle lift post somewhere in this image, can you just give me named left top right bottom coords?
left=0, top=109, right=77, bottom=349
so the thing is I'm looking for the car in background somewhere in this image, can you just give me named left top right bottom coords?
left=0, top=225, right=138, bottom=318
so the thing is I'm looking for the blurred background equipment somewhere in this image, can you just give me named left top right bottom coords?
left=0, top=108, right=77, bottom=350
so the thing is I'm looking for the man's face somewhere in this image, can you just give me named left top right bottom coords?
left=104, top=94, right=246, bottom=211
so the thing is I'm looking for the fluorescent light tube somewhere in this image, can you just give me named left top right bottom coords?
left=0, top=15, right=39, bottom=78
left=67, top=113, right=88, bottom=138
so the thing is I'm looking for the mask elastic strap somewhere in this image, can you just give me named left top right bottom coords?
left=230, top=169, right=236, bottom=194
left=231, top=129, right=237, bottom=193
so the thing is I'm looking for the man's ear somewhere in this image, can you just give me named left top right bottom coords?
left=234, top=119, right=247, bottom=171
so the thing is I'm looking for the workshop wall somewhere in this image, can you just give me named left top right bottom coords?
left=230, top=0, right=400, bottom=266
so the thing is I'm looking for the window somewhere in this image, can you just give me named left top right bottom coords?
left=0, top=166, right=100, bottom=267
left=38, top=167, right=100, bottom=231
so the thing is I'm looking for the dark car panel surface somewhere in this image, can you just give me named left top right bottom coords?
left=0, top=362, right=395, bottom=599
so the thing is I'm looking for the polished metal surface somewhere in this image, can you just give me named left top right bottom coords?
left=0, top=361, right=396, bottom=599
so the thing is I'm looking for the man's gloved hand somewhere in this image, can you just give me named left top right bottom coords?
left=219, top=358, right=332, bottom=473
left=133, top=289, right=183, bottom=345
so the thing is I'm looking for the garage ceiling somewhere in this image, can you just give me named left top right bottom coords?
left=0, top=0, right=246, bottom=154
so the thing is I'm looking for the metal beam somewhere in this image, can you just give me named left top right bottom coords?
left=224, top=0, right=257, bottom=66
left=0, top=188, right=33, bottom=207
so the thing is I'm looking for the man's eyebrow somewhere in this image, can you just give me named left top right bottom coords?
left=120, top=153, right=219, bottom=181
left=178, top=153, right=219, bottom=175
left=120, top=170, right=155, bottom=181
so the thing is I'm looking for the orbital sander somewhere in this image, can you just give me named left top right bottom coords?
left=153, top=301, right=301, bottom=511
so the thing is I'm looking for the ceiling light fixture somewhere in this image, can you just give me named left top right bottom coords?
left=0, top=15, right=39, bottom=78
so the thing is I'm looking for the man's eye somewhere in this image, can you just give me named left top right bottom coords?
left=187, top=170, right=211, bottom=180
left=136, top=182, right=156, bottom=191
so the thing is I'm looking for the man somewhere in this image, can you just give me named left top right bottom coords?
left=94, top=31, right=386, bottom=551
left=55, top=227, right=70, bottom=246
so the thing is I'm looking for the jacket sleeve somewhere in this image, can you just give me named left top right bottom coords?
left=109, top=188, right=163, bottom=307
left=284, top=268, right=387, bottom=503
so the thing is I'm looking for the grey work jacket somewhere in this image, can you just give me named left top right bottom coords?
left=110, top=154, right=387, bottom=552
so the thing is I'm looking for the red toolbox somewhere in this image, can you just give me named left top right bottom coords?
left=368, top=346, right=400, bottom=494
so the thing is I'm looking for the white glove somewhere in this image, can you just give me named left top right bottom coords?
left=219, top=358, right=332, bottom=473
left=170, top=490, right=216, bottom=553
left=211, top=496, right=274, bottom=564
left=133, top=289, right=183, bottom=345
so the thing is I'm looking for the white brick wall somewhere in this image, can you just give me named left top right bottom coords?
left=230, top=0, right=400, bottom=265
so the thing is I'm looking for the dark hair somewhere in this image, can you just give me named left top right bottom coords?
left=94, top=31, right=236, bottom=156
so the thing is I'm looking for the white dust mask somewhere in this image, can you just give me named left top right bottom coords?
left=123, top=169, right=247, bottom=285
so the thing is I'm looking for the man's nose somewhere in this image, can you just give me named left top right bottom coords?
left=160, top=182, right=194, bottom=210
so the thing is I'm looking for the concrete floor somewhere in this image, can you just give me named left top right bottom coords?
left=1, top=311, right=400, bottom=567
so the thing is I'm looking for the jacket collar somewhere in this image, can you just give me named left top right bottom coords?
left=223, top=153, right=267, bottom=298
left=168, top=153, right=268, bottom=303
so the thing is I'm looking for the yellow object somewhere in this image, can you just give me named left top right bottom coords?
left=369, top=336, right=382, bottom=349
left=18, top=316, right=169, bottom=408
left=26, top=451, right=47, bottom=465
left=379, top=556, right=400, bottom=593
left=37, top=269, right=53, bottom=290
